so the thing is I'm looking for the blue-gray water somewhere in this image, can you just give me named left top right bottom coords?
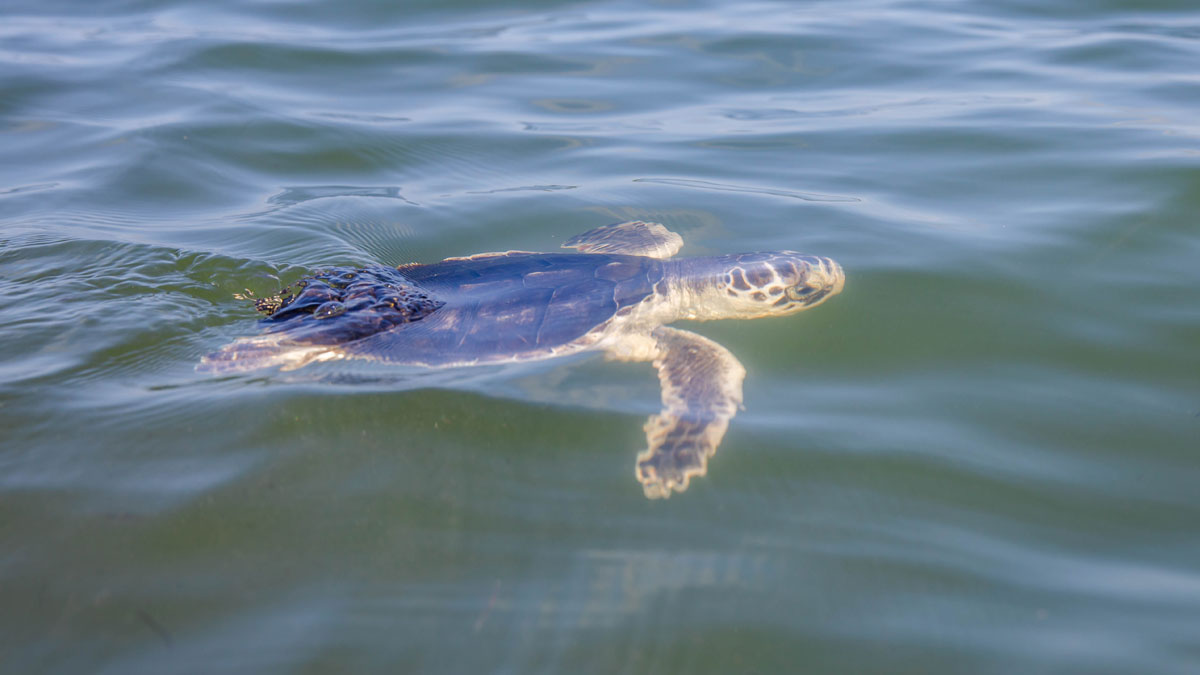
left=3, top=0, right=1199, bottom=673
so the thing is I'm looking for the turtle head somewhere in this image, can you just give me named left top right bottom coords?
left=692, top=252, right=845, bottom=319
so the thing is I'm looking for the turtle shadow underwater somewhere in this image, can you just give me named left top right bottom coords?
left=199, top=221, right=845, bottom=498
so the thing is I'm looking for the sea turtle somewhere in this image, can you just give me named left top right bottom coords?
left=200, top=221, right=845, bottom=498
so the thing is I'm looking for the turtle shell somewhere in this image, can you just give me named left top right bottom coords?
left=259, top=252, right=665, bottom=367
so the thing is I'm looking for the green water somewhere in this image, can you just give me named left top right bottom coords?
left=3, top=0, right=1199, bottom=672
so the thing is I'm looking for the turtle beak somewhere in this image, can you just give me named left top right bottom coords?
left=786, top=256, right=844, bottom=305
left=824, top=258, right=846, bottom=295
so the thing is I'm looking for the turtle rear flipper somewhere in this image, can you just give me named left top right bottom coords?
left=197, top=337, right=344, bottom=375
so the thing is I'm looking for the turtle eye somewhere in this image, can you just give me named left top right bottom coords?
left=785, top=285, right=815, bottom=301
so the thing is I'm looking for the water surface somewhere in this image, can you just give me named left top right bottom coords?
left=2, top=0, right=1199, bottom=673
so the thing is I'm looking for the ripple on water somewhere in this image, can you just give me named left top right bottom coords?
left=635, top=177, right=860, bottom=203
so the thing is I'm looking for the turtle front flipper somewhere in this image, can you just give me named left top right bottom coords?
left=563, top=221, right=683, bottom=259
left=616, top=326, right=746, bottom=499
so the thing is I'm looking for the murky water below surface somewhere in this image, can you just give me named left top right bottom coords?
left=2, top=0, right=1199, bottom=672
